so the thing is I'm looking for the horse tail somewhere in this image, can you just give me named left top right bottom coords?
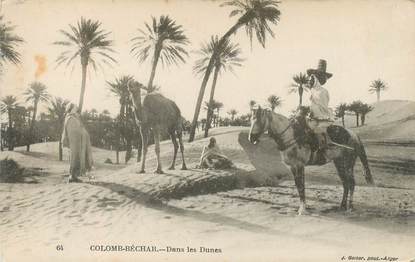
left=356, top=136, right=374, bottom=185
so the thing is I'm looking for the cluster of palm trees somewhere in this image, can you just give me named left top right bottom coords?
left=188, top=0, right=282, bottom=141
left=0, top=0, right=391, bottom=155
left=53, top=0, right=282, bottom=142
left=1, top=82, right=51, bottom=151
left=335, top=101, right=373, bottom=127
left=0, top=86, right=73, bottom=154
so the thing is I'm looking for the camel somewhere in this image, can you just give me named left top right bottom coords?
left=61, top=106, right=93, bottom=182
left=127, top=81, right=187, bottom=174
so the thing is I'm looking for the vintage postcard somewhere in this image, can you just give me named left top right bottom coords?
left=0, top=0, right=414, bottom=261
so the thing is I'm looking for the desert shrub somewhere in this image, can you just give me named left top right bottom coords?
left=0, top=158, right=24, bottom=182
left=104, top=158, right=113, bottom=164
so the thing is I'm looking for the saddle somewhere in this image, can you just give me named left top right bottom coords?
left=292, top=108, right=351, bottom=165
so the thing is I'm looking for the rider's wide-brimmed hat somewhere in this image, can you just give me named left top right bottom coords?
left=307, top=59, right=333, bottom=79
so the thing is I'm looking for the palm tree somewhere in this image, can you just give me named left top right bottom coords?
left=131, top=15, right=189, bottom=92
left=107, top=75, right=137, bottom=163
left=23, top=81, right=50, bottom=151
left=0, top=95, right=19, bottom=150
left=267, top=94, right=282, bottom=111
left=289, top=72, right=309, bottom=106
left=348, top=101, right=364, bottom=127
left=194, top=35, right=243, bottom=137
left=249, top=100, right=256, bottom=109
left=213, top=100, right=224, bottom=127
left=54, top=17, right=116, bottom=112
left=335, top=103, right=348, bottom=127
left=47, top=97, right=73, bottom=161
left=0, top=16, right=24, bottom=68
left=227, top=109, right=238, bottom=121
left=369, top=79, right=388, bottom=102
left=205, top=100, right=224, bottom=127
left=189, top=0, right=282, bottom=142
left=108, top=75, right=134, bottom=121
left=360, top=103, right=373, bottom=126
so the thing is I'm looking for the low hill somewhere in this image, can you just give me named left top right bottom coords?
left=340, top=100, right=415, bottom=141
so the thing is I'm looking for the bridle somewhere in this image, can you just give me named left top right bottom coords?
left=264, top=111, right=297, bottom=151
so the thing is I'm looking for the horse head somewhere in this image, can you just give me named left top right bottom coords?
left=248, top=106, right=270, bottom=145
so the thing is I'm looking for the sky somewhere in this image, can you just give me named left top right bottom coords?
left=1, top=0, right=414, bottom=121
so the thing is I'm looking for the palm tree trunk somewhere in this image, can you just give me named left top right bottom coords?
left=356, top=113, right=360, bottom=127
left=342, top=116, right=345, bottom=127
left=125, top=139, right=132, bottom=163
left=78, top=59, right=88, bottom=112
left=7, top=109, right=13, bottom=151
left=189, top=22, right=243, bottom=142
left=58, top=140, right=63, bottom=161
left=361, top=114, right=366, bottom=126
left=204, top=66, right=220, bottom=138
left=299, top=87, right=303, bottom=106
left=376, top=91, right=380, bottom=102
left=26, top=101, right=38, bottom=152
left=148, top=44, right=162, bottom=91
left=216, top=109, right=220, bottom=127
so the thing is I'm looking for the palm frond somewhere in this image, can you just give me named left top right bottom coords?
left=222, top=0, right=281, bottom=48
left=130, top=15, right=189, bottom=67
left=193, top=35, right=243, bottom=77
left=0, top=16, right=24, bottom=66
left=54, top=17, right=116, bottom=72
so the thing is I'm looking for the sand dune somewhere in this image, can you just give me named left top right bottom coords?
left=341, top=100, right=415, bottom=141
left=1, top=123, right=415, bottom=261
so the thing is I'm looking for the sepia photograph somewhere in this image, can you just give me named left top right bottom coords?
left=0, top=0, right=414, bottom=261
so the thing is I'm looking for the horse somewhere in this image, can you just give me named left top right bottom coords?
left=248, top=106, right=374, bottom=215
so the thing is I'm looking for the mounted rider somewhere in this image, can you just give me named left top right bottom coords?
left=300, top=59, right=335, bottom=164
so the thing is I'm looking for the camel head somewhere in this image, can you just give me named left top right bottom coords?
left=127, top=79, right=145, bottom=96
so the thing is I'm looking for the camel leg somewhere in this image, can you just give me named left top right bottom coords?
left=139, top=126, right=148, bottom=174
left=291, top=165, right=306, bottom=215
left=168, top=131, right=178, bottom=170
left=153, top=128, right=163, bottom=174
left=178, top=131, right=187, bottom=170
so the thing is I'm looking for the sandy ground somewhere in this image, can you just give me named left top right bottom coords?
left=0, top=127, right=415, bottom=262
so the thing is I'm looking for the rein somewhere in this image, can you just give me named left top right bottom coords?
left=266, top=113, right=297, bottom=151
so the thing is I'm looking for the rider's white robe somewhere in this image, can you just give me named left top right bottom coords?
left=308, top=79, right=334, bottom=121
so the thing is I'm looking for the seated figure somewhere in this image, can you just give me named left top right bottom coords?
left=198, top=137, right=234, bottom=169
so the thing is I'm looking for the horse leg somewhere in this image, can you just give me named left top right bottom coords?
left=153, top=128, right=163, bottom=174
left=291, top=165, right=306, bottom=215
left=334, top=159, right=348, bottom=210
left=168, top=131, right=178, bottom=170
left=139, top=126, right=148, bottom=174
left=346, top=157, right=357, bottom=211
left=178, top=131, right=187, bottom=170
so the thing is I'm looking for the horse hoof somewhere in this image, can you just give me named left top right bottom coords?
left=154, top=170, right=164, bottom=174
left=297, top=204, right=308, bottom=215
left=168, top=166, right=175, bottom=170
left=345, top=208, right=354, bottom=214
left=138, top=170, right=145, bottom=174
left=181, top=166, right=188, bottom=170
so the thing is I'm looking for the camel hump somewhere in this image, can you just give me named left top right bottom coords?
left=142, top=93, right=181, bottom=124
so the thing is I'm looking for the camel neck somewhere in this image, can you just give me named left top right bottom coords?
left=130, top=90, right=143, bottom=121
